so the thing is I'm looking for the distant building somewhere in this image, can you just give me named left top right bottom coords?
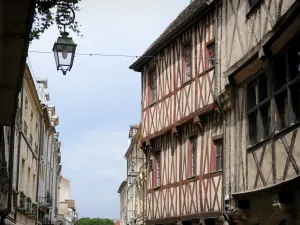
left=117, top=180, right=127, bottom=225
left=58, top=176, right=78, bottom=225
left=124, top=125, right=145, bottom=225
left=114, top=220, right=120, bottom=225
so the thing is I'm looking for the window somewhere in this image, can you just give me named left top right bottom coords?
left=188, top=136, right=197, bottom=177
left=156, top=152, right=161, bottom=186
left=184, top=43, right=192, bottom=81
left=247, top=37, right=300, bottom=146
left=247, top=74, right=271, bottom=145
left=152, top=152, right=161, bottom=187
left=149, top=70, right=157, bottom=104
left=207, top=42, right=215, bottom=69
left=214, top=140, right=223, bottom=171
left=248, top=0, right=261, bottom=9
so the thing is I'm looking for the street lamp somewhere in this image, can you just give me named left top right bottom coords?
left=52, top=3, right=77, bottom=75
left=52, top=33, right=77, bottom=75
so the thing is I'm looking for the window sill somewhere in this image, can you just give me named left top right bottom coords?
left=246, top=0, right=262, bottom=19
left=187, top=176, right=196, bottom=180
left=205, top=66, right=215, bottom=73
left=211, top=170, right=222, bottom=175
left=148, top=101, right=156, bottom=107
left=153, top=186, right=160, bottom=190
left=183, top=78, right=192, bottom=86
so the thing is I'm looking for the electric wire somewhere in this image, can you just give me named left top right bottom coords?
left=28, top=50, right=218, bottom=60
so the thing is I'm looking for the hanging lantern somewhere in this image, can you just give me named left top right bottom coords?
left=52, top=35, right=77, bottom=75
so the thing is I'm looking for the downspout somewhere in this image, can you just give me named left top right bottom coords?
left=36, top=106, right=46, bottom=225
left=16, top=83, right=24, bottom=196
left=14, top=82, right=25, bottom=223
left=0, top=125, right=16, bottom=225
left=213, top=0, right=230, bottom=222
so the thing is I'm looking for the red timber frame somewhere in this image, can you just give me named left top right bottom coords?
left=140, top=10, right=216, bottom=143
left=139, top=9, right=223, bottom=224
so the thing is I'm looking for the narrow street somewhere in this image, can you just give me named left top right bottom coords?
left=0, top=1, right=300, bottom=225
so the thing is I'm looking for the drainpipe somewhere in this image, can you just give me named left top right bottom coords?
left=1, top=125, right=16, bottom=225
left=16, top=83, right=24, bottom=196
left=213, top=0, right=230, bottom=222
left=36, top=106, right=46, bottom=225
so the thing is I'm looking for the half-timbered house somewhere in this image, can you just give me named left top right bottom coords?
left=130, top=1, right=224, bottom=224
left=219, top=0, right=300, bottom=224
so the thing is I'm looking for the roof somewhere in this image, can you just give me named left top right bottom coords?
left=117, top=180, right=127, bottom=194
left=129, top=0, right=212, bottom=72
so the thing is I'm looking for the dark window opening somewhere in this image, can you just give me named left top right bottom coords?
left=247, top=79, right=258, bottom=110
left=260, top=103, right=271, bottom=139
left=275, top=91, right=288, bottom=130
left=258, top=74, right=270, bottom=102
left=290, top=80, right=300, bottom=123
left=248, top=111, right=258, bottom=145
left=274, top=54, right=287, bottom=92
left=248, top=0, right=261, bottom=10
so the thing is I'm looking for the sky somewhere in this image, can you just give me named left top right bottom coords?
left=28, top=0, right=190, bottom=219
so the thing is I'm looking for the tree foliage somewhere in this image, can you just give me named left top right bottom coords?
left=31, top=0, right=82, bottom=40
left=78, top=218, right=115, bottom=225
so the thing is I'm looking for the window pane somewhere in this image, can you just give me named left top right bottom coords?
left=247, top=79, right=258, bottom=111
left=248, top=111, right=258, bottom=145
left=258, top=74, right=270, bottom=102
left=260, top=102, right=271, bottom=139
left=274, top=54, right=287, bottom=92
left=275, top=91, right=288, bottom=130
left=290, top=80, right=300, bottom=123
